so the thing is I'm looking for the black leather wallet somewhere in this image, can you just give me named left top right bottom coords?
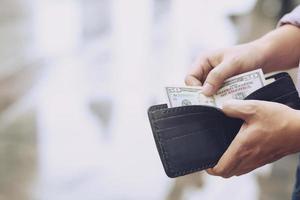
left=148, top=72, right=300, bottom=178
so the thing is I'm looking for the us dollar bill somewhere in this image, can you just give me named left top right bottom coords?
left=166, top=69, right=266, bottom=108
left=165, top=86, right=216, bottom=107
left=213, top=69, right=266, bottom=106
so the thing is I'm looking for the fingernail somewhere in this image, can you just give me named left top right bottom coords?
left=202, top=83, right=214, bottom=96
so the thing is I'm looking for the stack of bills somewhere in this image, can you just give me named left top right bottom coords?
left=165, top=69, right=274, bottom=108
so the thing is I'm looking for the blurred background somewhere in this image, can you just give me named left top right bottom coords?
left=0, top=0, right=300, bottom=200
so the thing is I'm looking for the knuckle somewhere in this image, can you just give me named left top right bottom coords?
left=242, top=101, right=258, bottom=115
left=206, top=56, right=219, bottom=68
left=244, top=103, right=255, bottom=111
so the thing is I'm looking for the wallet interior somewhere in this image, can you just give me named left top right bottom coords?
left=148, top=72, right=300, bottom=178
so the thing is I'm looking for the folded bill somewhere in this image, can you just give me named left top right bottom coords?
left=166, top=69, right=271, bottom=108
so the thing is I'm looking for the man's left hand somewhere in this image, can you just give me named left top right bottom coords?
left=207, top=100, right=300, bottom=178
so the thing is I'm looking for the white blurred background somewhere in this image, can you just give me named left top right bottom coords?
left=0, top=0, right=299, bottom=200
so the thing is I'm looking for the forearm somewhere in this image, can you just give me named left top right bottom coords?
left=254, top=25, right=300, bottom=72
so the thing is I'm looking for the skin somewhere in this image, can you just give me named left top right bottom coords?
left=185, top=24, right=300, bottom=178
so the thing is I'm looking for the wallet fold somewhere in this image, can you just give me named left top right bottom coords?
left=148, top=72, right=300, bottom=178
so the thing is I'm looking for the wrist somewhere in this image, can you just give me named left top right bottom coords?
left=253, top=25, right=300, bottom=71
left=250, top=36, right=275, bottom=71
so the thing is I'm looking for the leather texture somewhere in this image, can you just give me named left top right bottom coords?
left=148, top=72, right=300, bottom=178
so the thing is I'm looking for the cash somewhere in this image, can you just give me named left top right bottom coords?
left=166, top=86, right=216, bottom=107
left=166, top=69, right=272, bottom=108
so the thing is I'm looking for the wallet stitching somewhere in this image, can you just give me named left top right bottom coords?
left=150, top=112, right=174, bottom=174
left=172, top=162, right=217, bottom=177
left=153, top=112, right=217, bottom=122
left=150, top=104, right=167, bottom=111
left=160, top=105, right=223, bottom=114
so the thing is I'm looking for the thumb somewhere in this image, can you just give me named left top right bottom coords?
left=202, top=61, right=237, bottom=96
left=222, top=99, right=257, bottom=121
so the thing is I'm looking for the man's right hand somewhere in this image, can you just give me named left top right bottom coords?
left=185, top=42, right=266, bottom=96
left=185, top=25, right=300, bottom=96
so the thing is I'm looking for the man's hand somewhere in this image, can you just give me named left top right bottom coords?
left=206, top=100, right=300, bottom=178
left=185, top=25, right=300, bottom=96
left=185, top=42, right=265, bottom=96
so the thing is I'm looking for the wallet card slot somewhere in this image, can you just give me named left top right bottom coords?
left=163, top=127, right=220, bottom=141
left=154, top=113, right=221, bottom=129
left=162, top=128, right=226, bottom=176
left=156, top=119, right=219, bottom=140
left=154, top=111, right=218, bottom=122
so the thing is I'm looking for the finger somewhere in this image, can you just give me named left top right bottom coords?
left=222, top=99, right=257, bottom=121
left=206, top=168, right=215, bottom=175
left=202, top=61, right=237, bottom=96
left=185, top=75, right=202, bottom=86
left=186, top=56, right=216, bottom=86
left=208, top=136, right=244, bottom=178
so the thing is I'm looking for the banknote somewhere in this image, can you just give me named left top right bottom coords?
left=213, top=69, right=266, bottom=106
left=165, top=86, right=216, bottom=107
left=165, top=69, right=266, bottom=108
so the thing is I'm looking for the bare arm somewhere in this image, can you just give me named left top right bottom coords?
left=258, top=24, right=300, bottom=72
